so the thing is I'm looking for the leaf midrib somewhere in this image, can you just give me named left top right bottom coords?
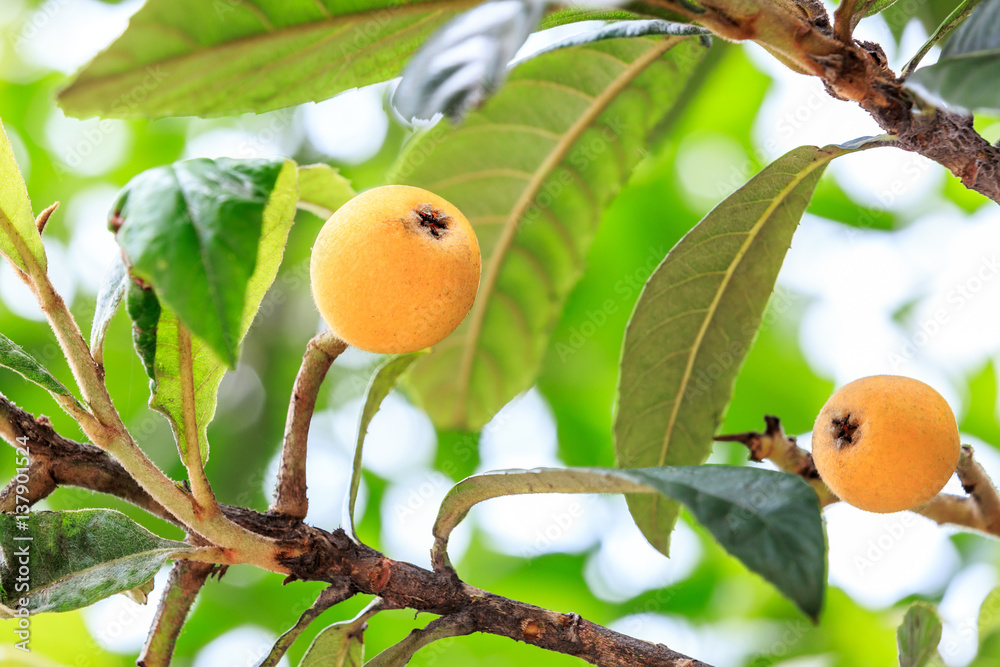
left=62, top=0, right=478, bottom=94
left=452, top=36, right=684, bottom=425
left=27, top=546, right=180, bottom=606
left=646, top=154, right=831, bottom=531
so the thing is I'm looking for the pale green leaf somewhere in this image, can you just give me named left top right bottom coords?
left=0, top=510, right=190, bottom=615
left=978, top=586, right=1000, bottom=645
left=299, top=602, right=383, bottom=667
left=297, top=164, right=356, bottom=219
left=614, top=138, right=890, bottom=555
left=149, top=160, right=298, bottom=462
left=345, top=352, right=427, bottom=536
left=898, top=603, right=945, bottom=667
left=431, top=466, right=825, bottom=619
left=57, top=0, right=470, bottom=119
left=393, top=32, right=708, bottom=430
left=0, top=116, right=44, bottom=273
left=91, top=253, right=129, bottom=365
left=0, top=333, right=74, bottom=398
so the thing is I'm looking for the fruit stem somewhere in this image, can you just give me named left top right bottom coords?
left=719, top=418, right=1000, bottom=537
left=271, top=329, right=348, bottom=519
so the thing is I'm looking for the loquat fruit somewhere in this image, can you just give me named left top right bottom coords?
left=310, top=185, right=481, bottom=354
left=811, top=375, right=960, bottom=513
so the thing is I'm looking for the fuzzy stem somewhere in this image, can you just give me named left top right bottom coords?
left=137, top=560, right=215, bottom=667
left=272, top=329, right=347, bottom=519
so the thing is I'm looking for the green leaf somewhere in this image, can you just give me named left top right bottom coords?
left=978, top=586, right=1000, bottom=645
left=0, top=509, right=191, bottom=615
left=0, top=116, right=45, bottom=273
left=345, top=351, right=427, bottom=536
left=113, top=157, right=287, bottom=367
left=148, top=160, right=298, bottom=462
left=859, top=0, right=903, bottom=18
left=907, top=0, right=1000, bottom=113
left=613, top=138, right=889, bottom=555
left=91, top=253, right=129, bottom=365
left=365, top=617, right=472, bottom=666
left=126, top=280, right=161, bottom=382
left=297, top=164, right=356, bottom=220
left=897, top=603, right=945, bottom=667
left=299, top=605, right=378, bottom=667
left=57, top=0, right=464, bottom=119
left=0, top=332, right=74, bottom=398
left=392, top=32, right=708, bottom=430
left=431, top=465, right=825, bottom=619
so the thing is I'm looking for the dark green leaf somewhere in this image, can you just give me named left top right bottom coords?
left=345, top=352, right=427, bottom=536
left=148, top=160, right=298, bottom=462
left=614, top=138, right=889, bottom=556
left=91, top=253, right=129, bottom=365
left=907, top=0, right=1000, bottom=113
left=113, top=157, right=286, bottom=367
left=0, top=116, right=45, bottom=273
left=859, top=0, right=903, bottom=18
left=394, top=0, right=545, bottom=120
left=125, top=279, right=161, bottom=382
left=58, top=0, right=463, bottom=119
left=897, top=603, right=945, bottom=667
left=431, top=465, right=825, bottom=619
left=393, top=31, right=708, bottom=430
left=0, top=333, right=73, bottom=398
left=297, top=164, right=355, bottom=220
left=0, top=510, right=190, bottom=615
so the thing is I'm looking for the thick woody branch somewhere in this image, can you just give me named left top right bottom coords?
left=272, top=330, right=347, bottom=519
left=640, top=0, right=1000, bottom=204
left=137, top=560, right=217, bottom=667
left=717, top=416, right=1000, bottom=536
left=1, top=397, right=710, bottom=667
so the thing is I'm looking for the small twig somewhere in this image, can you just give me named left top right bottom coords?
left=137, top=560, right=216, bottom=667
left=272, top=329, right=347, bottom=519
left=257, top=581, right=360, bottom=667
left=34, top=202, right=59, bottom=234
left=902, top=0, right=984, bottom=78
left=718, top=418, right=1000, bottom=536
left=175, top=322, right=219, bottom=517
left=832, top=0, right=859, bottom=44
left=366, top=610, right=476, bottom=666
left=716, top=415, right=838, bottom=507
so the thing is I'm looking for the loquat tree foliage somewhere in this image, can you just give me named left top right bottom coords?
left=1, top=0, right=1000, bottom=665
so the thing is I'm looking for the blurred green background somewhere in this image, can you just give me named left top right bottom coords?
left=1, top=1, right=1000, bottom=665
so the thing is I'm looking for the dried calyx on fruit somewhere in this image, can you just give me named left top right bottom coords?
left=310, top=185, right=482, bottom=354
left=811, top=375, right=960, bottom=514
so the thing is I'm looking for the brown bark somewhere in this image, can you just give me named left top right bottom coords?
left=0, top=394, right=709, bottom=667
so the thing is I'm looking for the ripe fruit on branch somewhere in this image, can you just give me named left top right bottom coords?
left=811, top=375, right=960, bottom=514
left=310, top=185, right=481, bottom=354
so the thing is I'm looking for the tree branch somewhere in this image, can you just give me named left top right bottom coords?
left=1, top=397, right=711, bottom=667
left=137, top=560, right=217, bottom=667
left=272, top=329, right=347, bottom=519
left=717, top=416, right=1000, bottom=535
left=640, top=0, right=1000, bottom=204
